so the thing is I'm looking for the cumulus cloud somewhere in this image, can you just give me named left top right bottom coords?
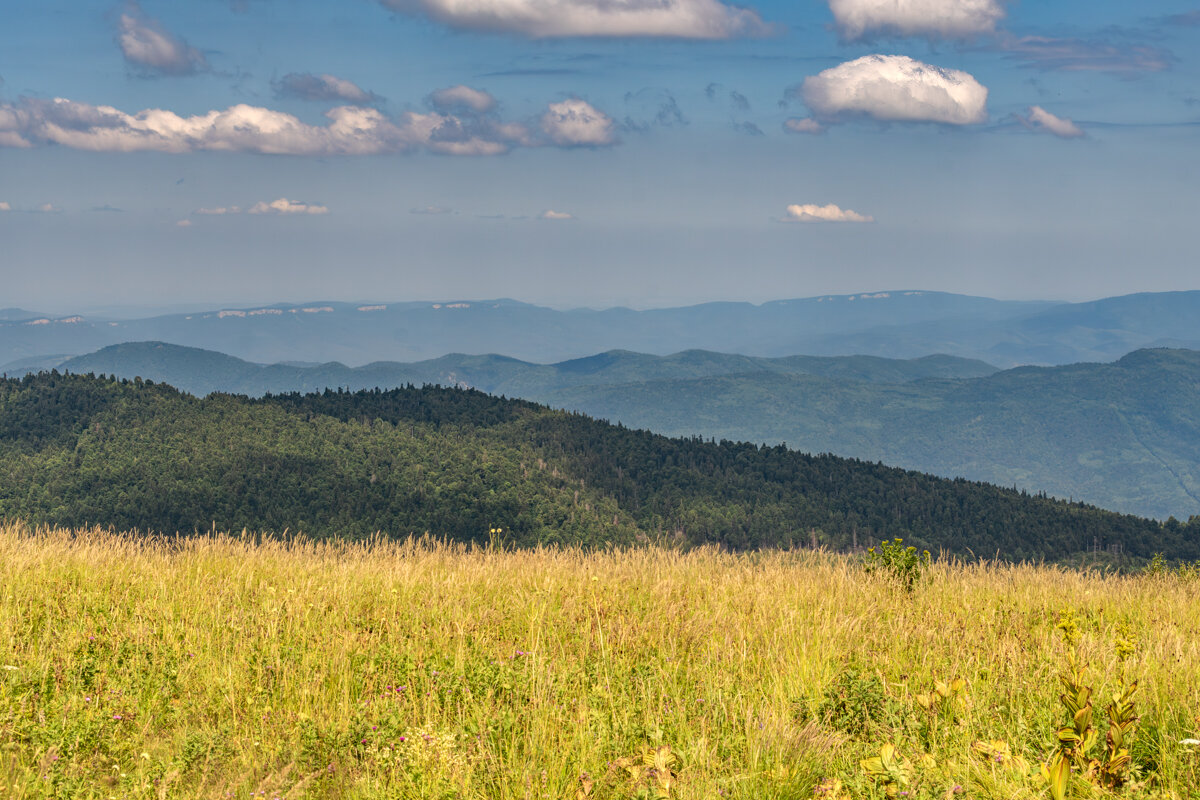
left=540, top=209, right=574, bottom=219
left=1019, top=105, right=1084, bottom=139
left=176, top=219, right=192, bottom=227
left=118, top=2, right=208, bottom=75
left=195, top=206, right=241, bottom=215
left=35, top=203, right=62, bottom=213
left=0, top=202, right=10, bottom=211
left=0, top=95, right=611, bottom=155
left=248, top=198, right=329, bottom=215
left=273, top=73, right=381, bottom=105
left=781, top=203, right=873, bottom=223
left=540, top=98, right=617, bottom=146
left=829, top=0, right=1003, bottom=41
left=428, top=85, right=497, bottom=114
left=378, top=0, right=769, bottom=38
left=799, top=54, right=988, bottom=125
left=784, top=117, right=824, bottom=134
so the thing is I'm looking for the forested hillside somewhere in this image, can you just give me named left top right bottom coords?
left=25, top=343, right=1200, bottom=519
left=1, top=372, right=1196, bottom=560
left=543, top=348, right=1200, bottom=520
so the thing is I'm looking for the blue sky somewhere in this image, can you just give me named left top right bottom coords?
left=1, top=0, right=1198, bottom=313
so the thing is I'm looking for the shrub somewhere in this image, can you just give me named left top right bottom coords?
left=863, top=538, right=931, bottom=591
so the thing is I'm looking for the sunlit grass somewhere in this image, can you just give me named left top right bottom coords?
left=1, top=522, right=1198, bottom=798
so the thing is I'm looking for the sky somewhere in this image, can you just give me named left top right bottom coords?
left=1, top=0, right=1199, bottom=313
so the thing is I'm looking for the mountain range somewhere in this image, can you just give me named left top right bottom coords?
left=6, top=289, right=1200, bottom=368
left=16, top=341, right=1200, bottom=521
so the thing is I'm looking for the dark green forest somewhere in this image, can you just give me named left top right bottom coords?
left=2, top=371, right=1197, bottom=561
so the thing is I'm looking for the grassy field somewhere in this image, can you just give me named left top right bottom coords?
left=1, top=524, right=1198, bottom=799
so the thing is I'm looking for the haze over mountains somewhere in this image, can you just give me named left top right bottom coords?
left=8, top=288, right=1200, bottom=523
left=6, top=289, right=1200, bottom=368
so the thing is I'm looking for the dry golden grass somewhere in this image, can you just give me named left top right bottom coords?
left=1, top=523, right=1198, bottom=799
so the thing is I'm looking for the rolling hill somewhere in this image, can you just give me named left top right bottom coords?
left=1, top=371, right=1193, bottom=561
left=26, top=342, right=1200, bottom=520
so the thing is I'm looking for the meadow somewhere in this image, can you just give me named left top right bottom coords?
left=1, top=523, right=1198, bottom=799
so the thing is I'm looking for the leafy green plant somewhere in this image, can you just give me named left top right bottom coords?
left=818, top=668, right=899, bottom=739
left=864, top=538, right=931, bottom=591
left=1042, top=611, right=1140, bottom=798
left=1142, top=553, right=1169, bottom=577
left=605, top=745, right=679, bottom=799
left=1141, top=552, right=1200, bottom=580
left=859, top=743, right=913, bottom=798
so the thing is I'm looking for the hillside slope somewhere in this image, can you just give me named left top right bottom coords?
left=0, top=372, right=1195, bottom=561
left=543, top=348, right=1200, bottom=520
left=34, top=342, right=1200, bottom=520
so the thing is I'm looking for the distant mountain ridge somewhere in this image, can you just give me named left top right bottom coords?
left=27, top=341, right=999, bottom=397
left=5, top=289, right=1200, bottom=367
left=0, top=290, right=1064, bottom=366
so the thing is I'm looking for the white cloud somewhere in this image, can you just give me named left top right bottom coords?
left=540, top=98, right=617, bottom=147
left=118, top=3, right=208, bottom=75
left=411, top=205, right=454, bottom=214
left=195, top=206, right=241, bottom=215
left=378, top=0, right=769, bottom=38
left=784, top=117, right=824, bottom=134
left=781, top=203, right=874, bottom=223
left=800, top=54, right=988, bottom=125
left=248, top=198, right=329, bottom=215
left=540, top=209, right=574, bottom=219
left=429, top=86, right=497, bottom=114
left=176, top=219, right=192, bottom=227
left=0, top=202, right=10, bottom=211
left=1020, top=105, right=1084, bottom=139
left=0, top=96, right=606, bottom=155
left=829, top=0, right=1002, bottom=41
left=274, top=73, right=379, bottom=104
left=36, top=203, right=61, bottom=213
